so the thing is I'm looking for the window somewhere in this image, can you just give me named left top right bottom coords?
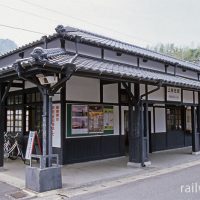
left=26, top=92, right=42, bottom=103
left=7, top=109, right=23, bottom=132
left=68, top=104, right=114, bottom=136
left=7, top=94, right=23, bottom=105
left=166, top=107, right=182, bottom=131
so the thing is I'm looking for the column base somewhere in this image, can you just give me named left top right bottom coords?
left=143, top=161, right=151, bottom=167
left=127, top=161, right=151, bottom=168
left=25, top=166, right=62, bottom=192
left=127, top=162, right=141, bottom=168
left=192, top=151, right=200, bottom=155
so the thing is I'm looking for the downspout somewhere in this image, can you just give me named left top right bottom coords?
left=140, top=81, right=162, bottom=167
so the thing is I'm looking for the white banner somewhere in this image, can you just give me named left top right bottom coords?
left=52, top=103, right=61, bottom=148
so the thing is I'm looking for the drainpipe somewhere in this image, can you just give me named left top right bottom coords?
left=140, top=81, right=162, bottom=167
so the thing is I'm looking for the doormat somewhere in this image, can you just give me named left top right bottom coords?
left=6, top=191, right=28, bottom=199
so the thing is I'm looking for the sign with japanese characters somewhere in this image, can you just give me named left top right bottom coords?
left=25, top=131, right=36, bottom=160
left=167, top=87, right=181, bottom=102
left=52, top=103, right=61, bottom=148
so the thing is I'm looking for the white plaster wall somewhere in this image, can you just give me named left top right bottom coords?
left=52, top=90, right=60, bottom=101
left=121, top=106, right=129, bottom=135
left=103, top=84, right=118, bottom=103
left=113, top=106, right=119, bottom=135
left=47, top=39, right=61, bottom=49
left=140, top=84, right=146, bottom=100
left=104, top=49, right=137, bottom=66
left=65, top=40, right=76, bottom=53
left=77, top=43, right=101, bottom=58
left=131, top=83, right=134, bottom=95
left=183, top=90, right=193, bottom=103
left=148, top=86, right=165, bottom=101
left=139, top=59, right=165, bottom=72
left=195, top=92, right=199, bottom=104
left=167, top=66, right=174, bottom=75
left=66, top=76, right=100, bottom=102
left=25, top=81, right=36, bottom=89
left=9, top=87, right=22, bottom=92
left=176, top=68, right=198, bottom=80
left=155, top=107, right=166, bottom=133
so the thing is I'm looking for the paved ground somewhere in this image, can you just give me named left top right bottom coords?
left=1, top=147, right=200, bottom=199
left=70, top=164, right=200, bottom=200
left=2, top=147, right=199, bottom=189
left=0, top=181, right=18, bottom=200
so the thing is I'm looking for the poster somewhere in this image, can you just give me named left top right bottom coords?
left=88, top=106, right=103, bottom=133
left=103, top=107, right=114, bottom=130
left=52, top=104, right=61, bottom=147
left=72, top=105, right=88, bottom=134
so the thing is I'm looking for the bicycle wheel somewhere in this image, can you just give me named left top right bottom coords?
left=9, top=149, right=18, bottom=160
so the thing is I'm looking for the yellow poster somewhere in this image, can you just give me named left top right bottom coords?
left=103, top=107, right=114, bottom=130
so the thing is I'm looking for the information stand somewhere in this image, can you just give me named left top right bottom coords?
left=25, top=131, right=42, bottom=160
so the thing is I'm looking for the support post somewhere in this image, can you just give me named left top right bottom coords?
left=26, top=88, right=62, bottom=192
left=42, top=88, right=49, bottom=168
left=127, top=83, right=151, bottom=167
left=127, top=83, right=141, bottom=167
left=48, top=96, right=53, bottom=167
left=0, top=84, right=6, bottom=167
left=192, top=106, right=200, bottom=154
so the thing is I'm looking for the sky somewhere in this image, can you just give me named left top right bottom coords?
left=0, top=0, right=200, bottom=48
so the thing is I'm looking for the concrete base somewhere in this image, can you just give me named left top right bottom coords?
left=127, top=161, right=151, bottom=168
left=25, top=166, right=62, bottom=192
left=127, top=162, right=142, bottom=168
left=143, top=161, right=151, bottom=167
left=192, top=151, right=200, bottom=155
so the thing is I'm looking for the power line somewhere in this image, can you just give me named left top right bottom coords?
left=0, top=24, right=46, bottom=35
left=0, top=3, right=59, bottom=23
left=19, top=0, right=151, bottom=44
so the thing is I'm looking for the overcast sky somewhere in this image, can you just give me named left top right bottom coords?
left=0, top=0, right=199, bottom=48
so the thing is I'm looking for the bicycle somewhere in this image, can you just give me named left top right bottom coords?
left=4, top=132, right=26, bottom=162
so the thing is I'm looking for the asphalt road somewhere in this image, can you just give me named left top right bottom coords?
left=71, top=164, right=200, bottom=200
left=0, top=181, right=18, bottom=200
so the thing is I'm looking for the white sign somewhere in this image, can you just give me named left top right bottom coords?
left=167, top=87, right=181, bottom=102
left=25, top=131, right=36, bottom=160
left=52, top=103, right=61, bottom=148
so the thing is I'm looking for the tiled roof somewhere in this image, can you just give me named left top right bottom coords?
left=1, top=25, right=200, bottom=73
left=17, top=47, right=200, bottom=89
left=55, top=25, right=200, bottom=72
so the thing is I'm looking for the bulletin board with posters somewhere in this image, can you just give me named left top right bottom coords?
left=67, top=104, right=114, bottom=137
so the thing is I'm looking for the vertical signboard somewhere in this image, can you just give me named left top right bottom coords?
left=25, top=131, right=36, bottom=160
left=52, top=104, right=61, bottom=148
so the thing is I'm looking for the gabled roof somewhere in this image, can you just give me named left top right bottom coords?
left=55, top=25, right=200, bottom=72
left=1, top=25, right=200, bottom=73
left=16, top=47, right=200, bottom=89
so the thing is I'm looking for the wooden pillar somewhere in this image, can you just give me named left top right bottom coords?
left=143, top=102, right=150, bottom=163
left=128, top=83, right=151, bottom=167
left=60, top=76, right=66, bottom=165
left=0, top=84, right=6, bottom=167
left=128, top=83, right=141, bottom=165
left=192, top=106, right=200, bottom=154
